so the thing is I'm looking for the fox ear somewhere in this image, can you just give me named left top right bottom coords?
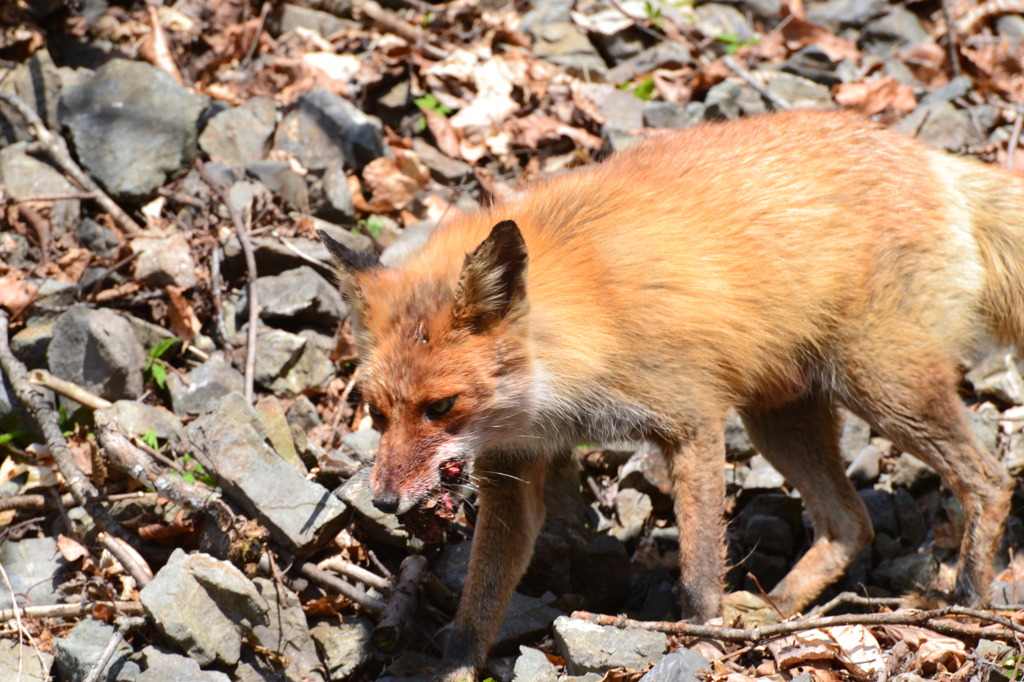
left=318, top=229, right=379, bottom=319
left=453, top=220, right=529, bottom=331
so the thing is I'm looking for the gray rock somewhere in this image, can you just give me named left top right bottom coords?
left=54, top=619, right=132, bottom=681
left=611, top=488, right=652, bottom=543
left=321, top=162, right=355, bottom=220
left=199, top=97, right=276, bottom=167
left=0, top=639, right=53, bottom=681
left=253, top=327, right=306, bottom=387
left=893, top=487, right=926, bottom=547
left=873, top=553, right=938, bottom=593
left=58, top=59, right=208, bottom=201
left=997, top=14, right=1024, bottom=44
left=806, top=0, right=887, bottom=27
left=251, top=578, right=323, bottom=681
left=131, top=233, right=199, bottom=289
left=0, top=142, right=80, bottom=234
left=335, top=468, right=412, bottom=548
left=715, top=0, right=780, bottom=18
left=519, top=0, right=574, bottom=33
left=494, top=592, right=566, bottom=653
left=579, top=83, right=645, bottom=130
left=765, top=72, right=834, bottom=108
left=78, top=218, right=120, bottom=257
left=310, top=616, right=373, bottom=680
left=859, top=488, right=898, bottom=536
left=0, top=537, right=71, bottom=609
left=643, top=101, right=702, bottom=130
left=286, top=394, right=323, bottom=431
left=642, top=647, right=710, bottom=682
left=590, top=27, right=647, bottom=67
left=221, top=232, right=364, bottom=279
left=920, top=75, right=974, bottom=107
left=552, top=615, right=667, bottom=675
left=245, top=266, right=346, bottom=327
left=513, top=646, right=557, bottom=682
left=967, top=347, right=1024, bottom=404
left=273, top=88, right=384, bottom=172
left=742, top=455, right=786, bottom=490
left=1004, top=434, right=1024, bottom=475
left=188, top=393, right=348, bottom=554
left=607, top=41, right=692, bottom=83
left=0, top=49, right=61, bottom=144
left=272, top=3, right=357, bottom=38
left=725, top=410, right=756, bottom=460
left=846, top=445, right=882, bottom=487
left=380, top=220, right=439, bottom=267
left=11, top=318, right=54, bottom=370
left=889, top=452, right=940, bottom=492
left=896, top=100, right=977, bottom=151
left=862, top=8, right=933, bottom=51
left=743, top=513, right=794, bottom=556
left=246, top=160, right=309, bottom=212
left=574, top=533, right=630, bottom=612
left=141, top=549, right=269, bottom=667
left=527, top=23, right=608, bottom=79
left=704, top=80, right=765, bottom=120
left=411, top=138, right=474, bottom=185
left=839, top=410, right=872, bottom=464
left=966, top=403, right=1000, bottom=454
left=167, top=352, right=245, bottom=416
left=48, top=307, right=146, bottom=401
left=781, top=45, right=842, bottom=86
left=135, top=646, right=231, bottom=682
left=98, top=401, right=187, bottom=451
left=342, top=428, right=381, bottom=463
left=696, top=3, right=754, bottom=44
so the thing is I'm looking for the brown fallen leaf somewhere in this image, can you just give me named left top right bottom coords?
left=56, top=533, right=90, bottom=563
left=835, top=77, right=917, bottom=116
left=362, top=149, right=430, bottom=212
left=0, top=270, right=38, bottom=318
left=166, top=285, right=201, bottom=344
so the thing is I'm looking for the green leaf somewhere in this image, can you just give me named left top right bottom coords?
left=151, top=363, right=168, bottom=391
left=413, top=92, right=453, bottom=117
left=182, top=472, right=196, bottom=484
left=141, top=427, right=159, bottom=449
left=633, top=76, right=656, bottom=101
left=148, top=336, right=178, bottom=360
left=0, top=430, right=29, bottom=446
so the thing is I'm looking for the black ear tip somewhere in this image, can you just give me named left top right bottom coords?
left=490, top=220, right=526, bottom=251
left=319, top=229, right=381, bottom=271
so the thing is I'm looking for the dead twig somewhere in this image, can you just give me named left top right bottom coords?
left=100, top=533, right=153, bottom=589
left=372, top=555, right=428, bottom=653
left=197, top=160, right=258, bottom=403
left=319, top=555, right=392, bottom=592
left=27, top=369, right=112, bottom=410
left=16, top=205, right=51, bottom=264
left=571, top=604, right=1024, bottom=643
left=0, top=89, right=144, bottom=236
left=0, top=491, right=154, bottom=513
left=0, top=601, right=144, bottom=622
left=358, top=1, right=449, bottom=61
left=722, top=56, right=792, bottom=111
left=0, top=311, right=135, bottom=547
left=81, top=615, right=146, bottom=682
left=810, top=591, right=905, bottom=616
left=264, top=551, right=384, bottom=615
left=11, top=191, right=100, bottom=202
left=1008, top=108, right=1023, bottom=171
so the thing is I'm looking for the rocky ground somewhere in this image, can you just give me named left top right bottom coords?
left=1, top=0, right=1024, bottom=681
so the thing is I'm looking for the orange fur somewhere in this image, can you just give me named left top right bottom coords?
left=321, top=111, right=1023, bottom=682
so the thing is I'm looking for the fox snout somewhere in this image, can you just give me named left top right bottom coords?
left=371, top=488, right=401, bottom=514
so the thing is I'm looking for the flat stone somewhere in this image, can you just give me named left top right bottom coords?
left=513, top=646, right=558, bottom=682
left=895, top=100, right=977, bottom=151
left=199, top=97, right=276, bottom=167
left=380, top=220, right=438, bottom=267
left=0, top=639, right=53, bottom=681
left=250, top=577, right=322, bottom=681
left=320, top=161, right=355, bottom=221
left=130, top=233, right=199, bottom=289
left=335, top=468, right=411, bottom=548
left=873, top=553, right=938, bottom=593
left=48, top=307, right=146, bottom=401
left=187, top=393, right=347, bottom=555
left=0, top=537, right=71, bottom=609
left=98, top=401, right=187, bottom=451
left=0, top=49, right=61, bottom=144
left=862, top=8, right=933, bottom=50
left=610, top=488, right=652, bottom=543
left=494, top=593, right=565, bottom=653
left=140, top=549, right=269, bottom=667
left=245, top=160, right=309, bottom=213
left=135, top=646, right=231, bottom=682
left=11, top=318, right=54, bottom=370
left=527, top=22, right=607, bottom=79
left=273, top=88, right=383, bottom=172
left=806, top=0, right=887, bottom=27
left=411, top=138, right=473, bottom=185
left=272, top=3, right=358, bottom=38
left=643, top=648, right=710, bottom=682
left=58, top=59, right=208, bottom=201
left=167, top=352, right=245, bottom=416
left=244, top=265, right=346, bottom=327
left=552, top=615, right=667, bottom=676
left=78, top=218, right=120, bottom=258
left=310, top=616, right=373, bottom=680
left=53, top=618, right=131, bottom=682
left=0, top=142, right=80, bottom=234
left=255, top=396, right=303, bottom=472
left=696, top=3, right=754, bottom=44
left=765, top=72, right=834, bottom=108
left=642, top=101, right=702, bottom=129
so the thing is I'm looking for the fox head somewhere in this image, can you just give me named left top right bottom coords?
left=320, top=221, right=534, bottom=514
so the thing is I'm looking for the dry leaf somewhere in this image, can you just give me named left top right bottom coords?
left=54, top=248, right=93, bottom=283
left=828, top=624, right=885, bottom=678
left=0, top=457, right=58, bottom=489
left=56, top=534, right=90, bottom=563
left=835, top=77, right=917, bottom=116
left=0, top=270, right=38, bottom=317
left=512, top=113, right=603, bottom=150
left=166, top=285, right=201, bottom=344
left=362, top=150, right=430, bottom=212
left=767, top=628, right=836, bottom=669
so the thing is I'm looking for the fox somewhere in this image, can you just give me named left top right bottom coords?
left=320, top=110, right=1022, bottom=682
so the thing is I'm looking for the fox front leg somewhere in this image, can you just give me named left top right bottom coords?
left=435, top=456, right=550, bottom=682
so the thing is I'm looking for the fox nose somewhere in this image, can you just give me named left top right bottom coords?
left=372, top=490, right=400, bottom=514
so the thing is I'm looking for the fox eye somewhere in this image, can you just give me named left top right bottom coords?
left=424, top=396, right=457, bottom=420
left=367, top=404, right=384, bottom=421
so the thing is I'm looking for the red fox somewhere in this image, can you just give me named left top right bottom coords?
left=321, top=111, right=1021, bottom=682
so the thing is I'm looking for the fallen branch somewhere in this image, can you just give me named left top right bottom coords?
left=358, top=1, right=449, bottom=60
left=571, top=604, right=1024, bottom=644
left=372, top=554, right=428, bottom=653
left=722, top=56, right=792, bottom=111
left=318, top=555, right=392, bottom=592
left=197, top=160, right=258, bottom=403
left=264, top=552, right=385, bottom=615
left=809, top=591, right=905, bottom=616
left=0, top=492, right=154, bottom=513
left=81, top=615, right=146, bottom=682
left=0, top=601, right=145, bottom=622
left=0, top=311, right=135, bottom=547
left=28, top=369, right=112, bottom=410
left=0, top=89, right=144, bottom=236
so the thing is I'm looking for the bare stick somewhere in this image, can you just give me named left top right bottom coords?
left=319, top=555, right=392, bottom=592
left=372, top=554, right=428, bottom=653
left=100, top=533, right=153, bottom=588
left=0, top=312, right=133, bottom=545
left=13, top=191, right=100, bottom=202
left=1008, top=108, right=1023, bottom=171
left=810, top=591, right=905, bottom=616
left=197, top=160, right=258, bottom=403
left=0, top=492, right=155, bottom=513
left=0, top=89, right=144, bottom=236
left=81, top=615, right=145, bottom=682
left=571, top=605, right=1024, bottom=643
left=28, top=369, right=112, bottom=410
left=940, top=0, right=962, bottom=79
left=358, top=1, right=449, bottom=60
left=265, top=552, right=384, bottom=614
left=0, top=601, right=144, bottom=622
